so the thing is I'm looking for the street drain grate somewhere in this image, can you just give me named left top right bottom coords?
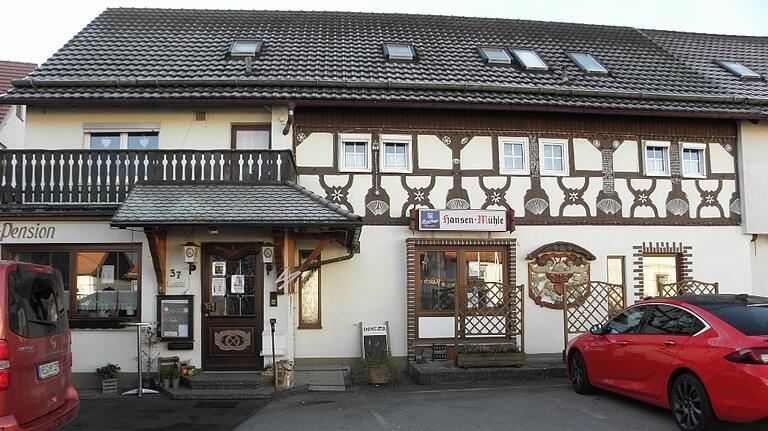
left=193, top=401, right=239, bottom=409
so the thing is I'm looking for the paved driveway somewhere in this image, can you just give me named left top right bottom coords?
left=237, top=379, right=767, bottom=431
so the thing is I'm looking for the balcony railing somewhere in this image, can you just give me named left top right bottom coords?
left=0, top=149, right=296, bottom=206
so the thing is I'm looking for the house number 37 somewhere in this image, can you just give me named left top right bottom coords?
left=169, top=269, right=183, bottom=279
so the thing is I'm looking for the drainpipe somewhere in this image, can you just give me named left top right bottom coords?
left=282, top=108, right=294, bottom=136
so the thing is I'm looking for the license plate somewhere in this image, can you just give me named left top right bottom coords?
left=37, top=361, right=60, bottom=380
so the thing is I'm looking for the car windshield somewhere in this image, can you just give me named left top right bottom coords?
left=700, top=303, right=768, bottom=336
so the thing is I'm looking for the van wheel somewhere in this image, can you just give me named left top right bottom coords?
left=568, top=351, right=594, bottom=395
left=670, top=374, right=722, bottom=431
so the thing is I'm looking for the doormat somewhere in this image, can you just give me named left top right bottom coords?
left=193, top=401, right=239, bottom=409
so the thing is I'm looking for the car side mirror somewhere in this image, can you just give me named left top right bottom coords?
left=589, top=324, right=605, bottom=336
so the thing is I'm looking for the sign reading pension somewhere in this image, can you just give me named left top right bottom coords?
left=415, top=209, right=511, bottom=232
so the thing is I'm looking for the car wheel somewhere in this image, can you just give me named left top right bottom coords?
left=568, top=350, right=594, bottom=395
left=670, top=374, right=722, bottom=431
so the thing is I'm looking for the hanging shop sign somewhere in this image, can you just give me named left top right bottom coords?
left=410, top=209, right=514, bottom=232
left=360, top=322, right=390, bottom=358
left=157, top=295, right=194, bottom=341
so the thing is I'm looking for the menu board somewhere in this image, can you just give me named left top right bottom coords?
left=157, top=295, right=194, bottom=341
left=360, top=323, right=389, bottom=358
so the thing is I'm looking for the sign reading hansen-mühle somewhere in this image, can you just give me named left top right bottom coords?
left=415, top=209, right=510, bottom=232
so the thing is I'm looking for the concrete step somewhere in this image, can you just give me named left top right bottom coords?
left=409, top=354, right=567, bottom=385
left=181, top=372, right=271, bottom=390
left=161, top=385, right=275, bottom=400
left=294, top=364, right=348, bottom=392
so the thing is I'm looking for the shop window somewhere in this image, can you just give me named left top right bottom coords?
left=338, top=133, right=372, bottom=172
left=642, top=254, right=679, bottom=297
left=298, top=250, right=321, bottom=329
left=419, top=251, right=458, bottom=312
left=643, top=141, right=671, bottom=176
left=380, top=134, right=412, bottom=173
left=499, top=137, right=529, bottom=174
left=4, top=245, right=142, bottom=329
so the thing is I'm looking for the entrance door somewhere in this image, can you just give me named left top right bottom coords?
left=202, top=243, right=264, bottom=371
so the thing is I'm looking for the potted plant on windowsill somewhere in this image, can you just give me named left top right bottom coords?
left=95, top=363, right=121, bottom=395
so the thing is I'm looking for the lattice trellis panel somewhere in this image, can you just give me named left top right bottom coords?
left=455, top=282, right=525, bottom=352
left=563, top=281, right=625, bottom=349
left=659, top=280, right=719, bottom=297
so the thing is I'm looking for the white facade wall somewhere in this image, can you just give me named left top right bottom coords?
left=0, top=106, right=26, bottom=148
left=738, top=120, right=768, bottom=234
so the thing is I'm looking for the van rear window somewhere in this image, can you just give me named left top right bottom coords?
left=700, top=303, right=768, bottom=336
left=8, top=268, right=68, bottom=337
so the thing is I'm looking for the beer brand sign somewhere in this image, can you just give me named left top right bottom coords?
left=413, top=209, right=512, bottom=232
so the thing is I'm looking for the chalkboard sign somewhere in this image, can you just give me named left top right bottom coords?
left=157, top=295, right=194, bottom=341
left=360, top=322, right=389, bottom=358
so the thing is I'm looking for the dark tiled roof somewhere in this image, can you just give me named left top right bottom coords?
left=0, top=61, right=36, bottom=124
left=643, top=29, right=768, bottom=99
left=3, top=8, right=768, bottom=117
left=110, top=181, right=362, bottom=226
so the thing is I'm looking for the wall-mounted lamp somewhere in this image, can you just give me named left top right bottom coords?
left=183, top=242, right=200, bottom=274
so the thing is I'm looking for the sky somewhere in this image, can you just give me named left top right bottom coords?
left=2, top=0, right=767, bottom=65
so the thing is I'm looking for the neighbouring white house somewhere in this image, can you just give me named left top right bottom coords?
left=0, top=61, right=36, bottom=149
left=0, top=8, right=766, bottom=388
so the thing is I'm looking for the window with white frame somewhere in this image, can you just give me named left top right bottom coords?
left=499, top=137, right=529, bottom=174
left=380, top=134, right=412, bottom=173
left=83, top=123, right=160, bottom=150
left=681, top=143, right=706, bottom=177
left=539, top=139, right=568, bottom=175
left=338, top=133, right=372, bottom=172
left=643, top=141, right=671, bottom=176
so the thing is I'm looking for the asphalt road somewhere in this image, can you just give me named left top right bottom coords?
left=236, top=379, right=768, bottom=431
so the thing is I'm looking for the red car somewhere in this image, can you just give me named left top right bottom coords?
left=567, top=294, right=768, bottom=431
left=0, top=261, right=79, bottom=430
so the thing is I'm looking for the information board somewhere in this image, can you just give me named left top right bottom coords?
left=360, top=323, right=389, bottom=358
left=157, top=295, right=194, bottom=341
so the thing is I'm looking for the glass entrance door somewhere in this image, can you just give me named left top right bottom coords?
left=201, top=243, right=264, bottom=371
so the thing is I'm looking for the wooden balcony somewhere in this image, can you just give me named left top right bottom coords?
left=0, top=149, right=296, bottom=212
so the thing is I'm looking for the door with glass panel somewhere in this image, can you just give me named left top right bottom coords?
left=201, top=243, right=264, bottom=371
left=416, top=247, right=507, bottom=342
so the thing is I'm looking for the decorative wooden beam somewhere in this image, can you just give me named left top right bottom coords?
left=296, top=237, right=333, bottom=272
left=145, top=229, right=167, bottom=295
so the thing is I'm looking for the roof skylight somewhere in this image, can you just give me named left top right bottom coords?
left=568, top=52, right=608, bottom=74
left=718, top=61, right=761, bottom=79
left=511, top=49, right=548, bottom=71
left=480, top=47, right=512, bottom=64
left=385, top=43, right=415, bottom=61
left=229, top=40, right=263, bottom=57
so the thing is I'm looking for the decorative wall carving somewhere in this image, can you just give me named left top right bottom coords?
left=319, top=175, right=354, bottom=213
left=527, top=241, right=595, bottom=310
left=695, top=180, right=724, bottom=218
left=479, top=177, right=512, bottom=210
left=557, top=177, right=591, bottom=217
left=401, top=176, right=435, bottom=215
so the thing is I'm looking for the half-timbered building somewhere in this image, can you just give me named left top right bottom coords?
left=1, top=8, right=766, bottom=387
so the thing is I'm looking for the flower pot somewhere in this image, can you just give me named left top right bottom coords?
left=367, top=366, right=390, bottom=385
left=163, top=378, right=170, bottom=389
left=172, top=378, right=180, bottom=389
left=101, top=378, right=118, bottom=395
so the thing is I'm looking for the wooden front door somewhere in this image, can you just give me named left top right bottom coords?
left=202, top=243, right=264, bottom=371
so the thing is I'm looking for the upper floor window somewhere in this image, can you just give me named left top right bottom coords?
left=499, top=137, right=529, bottom=174
left=539, top=138, right=568, bottom=176
left=84, top=123, right=160, bottom=150
left=511, top=48, right=549, bottom=71
left=380, top=134, right=412, bottom=173
left=479, top=47, right=512, bottom=64
left=338, top=133, right=372, bottom=172
left=681, top=143, right=706, bottom=178
left=384, top=43, right=415, bottom=61
left=232, top=124, right=270, bottom=149
left=643, top=141, right=670, bottom=176
left=568, top=52, right=608, bottom=74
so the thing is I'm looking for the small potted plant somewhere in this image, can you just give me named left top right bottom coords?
left=358, top=349, right=401, bottom=386
left=95, top=363, right=121, bottom=395
left=180, top=359, right=196, bottom=377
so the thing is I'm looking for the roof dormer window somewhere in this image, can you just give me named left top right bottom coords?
left=511, top=49, right=548, bottom=71
left=717, top=61, right=761, bottom=79
left=229, top=40, right=263, bottom=57
left=384, top=43, right=415, bottom=61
